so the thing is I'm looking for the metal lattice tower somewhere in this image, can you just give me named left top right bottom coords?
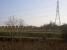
left=55, top=0, right=61, bottom=25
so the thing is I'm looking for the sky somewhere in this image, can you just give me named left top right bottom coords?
left=0, top=0, right=67, bottom=26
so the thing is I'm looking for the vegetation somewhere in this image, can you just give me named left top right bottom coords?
left=0, top=16, right=67, bottom=40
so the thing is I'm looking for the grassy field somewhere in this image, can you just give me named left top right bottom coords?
left=0, top=31, right=63, bottom=40
left=0, top=26, right=65, bottom=50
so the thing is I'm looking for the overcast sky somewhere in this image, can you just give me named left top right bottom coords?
left=0, top=0, right=67, bottom=26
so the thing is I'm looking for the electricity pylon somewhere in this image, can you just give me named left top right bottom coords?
left=55, top=0, right=61, bottom=25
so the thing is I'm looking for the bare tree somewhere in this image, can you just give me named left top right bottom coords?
left=18, top=19, right=24, bottom=26
left=6, top=16, right=17, bottom=26
left=6, top=16, right=25, bottom=26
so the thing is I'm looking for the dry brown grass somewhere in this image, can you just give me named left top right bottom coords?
left=0, top=39, right=66, bottom=50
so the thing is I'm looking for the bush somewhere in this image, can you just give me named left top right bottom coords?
left=62, top=25, right=67, bottom=42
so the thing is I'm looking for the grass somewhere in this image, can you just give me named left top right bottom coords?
left=0, top=32, right=63, bottom=39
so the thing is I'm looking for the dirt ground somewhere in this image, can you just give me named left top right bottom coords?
left=0, top=38, right=67, bottom=50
